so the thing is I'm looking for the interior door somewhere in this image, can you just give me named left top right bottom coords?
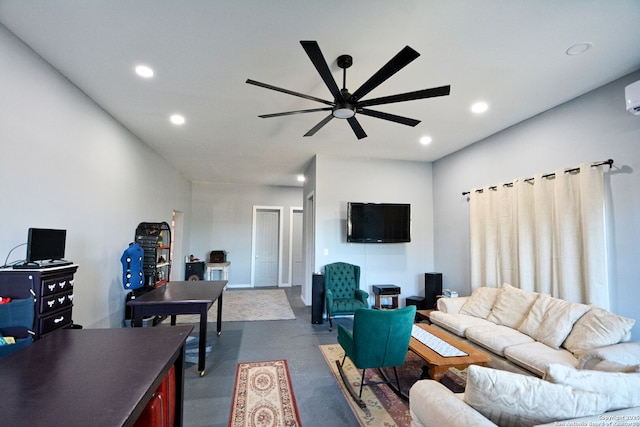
left=254, top=208, right=280, bottom=287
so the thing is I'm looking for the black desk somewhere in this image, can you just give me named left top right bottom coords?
left=0, top=326, right=192, bottom=427
left=127, top=280, right=226, bottom=376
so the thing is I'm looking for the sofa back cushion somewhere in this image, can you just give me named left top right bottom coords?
left=517, top=294, right=591, bottom=349
left=563, top=305, right=636, bottom=355
left=459, top=286, right=500, bottom=319
left=486, top=283, right=539, bottom=329
left=545, top=363, right=640, bottom=411
left=464, top=365, right=609, bottom=427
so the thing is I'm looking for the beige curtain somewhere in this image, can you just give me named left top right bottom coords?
left=469, top=163, right=609, bottom=308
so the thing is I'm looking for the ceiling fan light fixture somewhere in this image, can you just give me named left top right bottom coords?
left=332, top=103, right=355, bottom=119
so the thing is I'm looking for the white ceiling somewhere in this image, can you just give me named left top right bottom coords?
left=2, top=1, right=639, bottom=187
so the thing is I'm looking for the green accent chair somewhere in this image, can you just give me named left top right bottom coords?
left=324, top=262, right=368, bottom=330
left=336, top=306, right=417, bottom=407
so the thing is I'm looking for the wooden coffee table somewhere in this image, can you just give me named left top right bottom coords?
left=409, top=323, right=491, bottom=382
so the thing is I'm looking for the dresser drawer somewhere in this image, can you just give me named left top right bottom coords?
left=39, top=290, right=73, bottom=314
left=41, top=275, right=74, bottom=297
left=39, top=308, right=73, bottom=335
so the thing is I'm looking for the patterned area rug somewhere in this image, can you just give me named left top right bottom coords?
left=229, top=360, right=301, bottom=427
left=319, top=344, right=468, bottom=427
left=175, top=289, right=296, bottom=323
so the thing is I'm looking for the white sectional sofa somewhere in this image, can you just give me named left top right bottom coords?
left=409, top=283, right=640, bottom=426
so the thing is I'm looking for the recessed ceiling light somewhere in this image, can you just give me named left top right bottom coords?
left=170, top=114, right=185, bottom=125
left=135, top=65, right=154, bottom=78
left=566, top=42, right=592, bottom=56
left=297, top=175, right=306, bottom=182
left=420, top=136, right=432, bottom=145
left=471, top=102, right=489, bottom=114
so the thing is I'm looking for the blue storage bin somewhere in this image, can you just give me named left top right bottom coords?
left=0, top=298, right=35, bottom=358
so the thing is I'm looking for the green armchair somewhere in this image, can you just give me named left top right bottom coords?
left=336, top=306, right=417, bottom=407
left=323, top=262, right=368, bottom=330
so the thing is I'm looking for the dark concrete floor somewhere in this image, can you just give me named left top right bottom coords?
left=181, top=286, right=360, bottom=426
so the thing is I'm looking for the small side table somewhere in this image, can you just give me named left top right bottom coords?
left=372, top=285, right=401, bottom=309
left=206, top=262, right=230, bottom=281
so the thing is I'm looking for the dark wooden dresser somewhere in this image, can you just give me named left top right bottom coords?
left=0, top=264, right=78, bottom=339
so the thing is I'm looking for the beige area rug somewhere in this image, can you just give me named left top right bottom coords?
left=229, top=359, right=302, bottom=427
left=175, top=289, right=296, bottom=323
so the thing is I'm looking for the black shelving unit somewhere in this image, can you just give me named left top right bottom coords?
left=135, top=222, right=171, bottom=288
left=124, top=222, right=172, bottom=327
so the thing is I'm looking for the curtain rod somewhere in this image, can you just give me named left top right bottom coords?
left=461, top=159, right=614, bottom=196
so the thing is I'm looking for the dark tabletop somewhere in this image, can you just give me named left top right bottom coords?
left=128, top=280, right=226, bottom=305
left=0, top=326, right=193, bottom=427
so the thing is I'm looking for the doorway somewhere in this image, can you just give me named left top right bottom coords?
left=289, top=207, right=304, bottom=286
left=171, top=210, right=184, bottom=282
left=251, top=206, right=283, bottom=287
left=303, top=192, right=315, bottom=304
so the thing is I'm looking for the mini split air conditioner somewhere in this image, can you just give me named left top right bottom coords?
left=625, top=80, right=640, bottom=116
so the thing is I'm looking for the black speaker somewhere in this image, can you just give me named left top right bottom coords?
left=311, top=274, right=324, bottom=324
left=425, top=272, right=443, bottom=309
left=406, top=295, right=425, bottom=310
left=185, top=261, right=205, bottom=281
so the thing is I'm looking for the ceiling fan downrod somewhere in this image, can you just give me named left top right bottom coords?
left=334, top=54, right=355, bottom=119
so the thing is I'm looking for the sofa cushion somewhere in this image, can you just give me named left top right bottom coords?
left=463, top=365, right=609, bottom=427
left=586, top=360, right=640, bottom=373
left=545, top=363, right=640, bottom=411
left=578, top=341, right=640, bottom=370
left=486, top=283, right=539, bottom=329
left=563, top=305, right=636, bottom=355
left=429, top=312, right=495, bottom=337
left=503, top=341, right=578, bottom=377
left=409, top=380, right=498, bottom=427
left=517, top=294, right=590, bottom=349
left=459, top=287, right=500, bottom=319
left=465, top=325, right=534, bottom=357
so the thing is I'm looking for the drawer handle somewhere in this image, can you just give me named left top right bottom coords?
left=59, top=281, right=66, bottom=289
left=58, top=297, right=66, bottom=304
left=48, top=284, right=56, bottom=292
left=47, top=300, right=55, bottom=308
left=70, top=279, right=75, bottom=287
left=68, top=294, right=74, bottom=301
left=54, top=316, right=65, bottom=324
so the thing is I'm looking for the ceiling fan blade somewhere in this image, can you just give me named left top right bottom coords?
left=258, top=107, right=332, bottom=118
left=300, top=41, right=344, bottom=101
left=349, top=46, right=420, bottom=103
left=347, top=117, right=367, bottom=139
left=357, top=85, right=451, bottom=108
left=246, top=79, right=334, bottom=106
left=304, top=114, right=334, bottom=137
left=358, top=108, right=421, bottom=127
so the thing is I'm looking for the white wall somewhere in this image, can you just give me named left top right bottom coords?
left=190, top=182, right=302, bottom=287
left=0, top=25, right=192, bottom=328
left=307, top=155, right=434, bottom=307
left=433, top=70, right=640, bottom=340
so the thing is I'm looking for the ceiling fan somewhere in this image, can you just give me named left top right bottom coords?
left=246, top=40, right=450, bottom=140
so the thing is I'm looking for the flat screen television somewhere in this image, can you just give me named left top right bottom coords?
left=26, top=228, right=67, bottom=264
left=347, top=203, right=411, bottom=243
